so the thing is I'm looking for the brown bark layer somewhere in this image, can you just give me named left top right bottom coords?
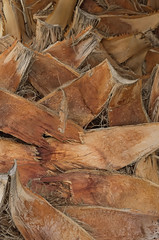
left=0, top=35, right=14, bottom=54
left=39, top=123, right=159, bottom=171
left=30, top=170, right=159, bottom=216
left=0, top=138, right=46, bottom=185
left=29, top=52, right=79, bottom=96
left=9, top=164, right=94, bottom=240
left=44, top=27, right=100, bottom=69
left=108, top=80, right=149, bottom=126
left=0, top=89, right=82, bottom=146
left=98, top=12, right=159, bottom=36
left=102, top=34, right=150, bottom=64
left=59, top=206, right=159, bottom=240
left=39, top=59, right=118, bottom=126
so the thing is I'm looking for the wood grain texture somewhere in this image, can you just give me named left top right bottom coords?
left=145, top=49, right=159, bottom=74
left=29, top=52, right=79, bottom=96
left=108, top=79, right=149, bottom=126
left=44, top=27, right=100, bottom=69
left=9, top=163, right=94, bottom=240
left=0, top=138, right=46, bottom=185
left=39, top=123, right=159, bottom=170
left=98, top=12, right=159, bottom=36
left=39, top=59, right=118, bottom=126
left=0, top=89, right=82, bottom=146
left=30, top=170, right=159, bottom=216
left=59, top=206, right=159, bottom=240
left=102, top=34, right=150, bottom=64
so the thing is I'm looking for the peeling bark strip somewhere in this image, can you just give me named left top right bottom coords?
left=0, top=138, right=38, bottom=169
left=80, top=0, right=105, bottom=14
left=9, top=163, right=94, bottom=240
left=31, top=170, right=159, bottom=216
left=39, top=59, right=138, bottom=126
left=39, top=59, right=115, bottom=126
left=107, top=79, right=149, bottom=126
left=84, top=42, right=138, bottom=79
left=0, top=89, right=82, bottom=146
left=39, top=123, right=159, bottom=171
left=59, top=206, right=159, bottom=240
left=0, top=41, right=33, bottom=92
left=0, top=138, right=46, bottom=185
left=44, top=27, right=100, bottom=69
left=102, top=33, right=150, bottom=64
left=98, top=11, right=159, bottom=35
left=29, top=52, right=79, bottom=96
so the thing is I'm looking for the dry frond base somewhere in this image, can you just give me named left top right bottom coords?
left=70, top=7, right=100, bottom=36
left=33, top=19, right=63, bottom=52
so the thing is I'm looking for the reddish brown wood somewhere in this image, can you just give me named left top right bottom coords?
left=0, top=138, right=47, bottom=185
left=108, top=80, right=149, bottom=126
left=44, top=27, right=100, bottom=69
left=98, top=12, right=159, bottom=36
left=39, top=123, right=159, bottom=171
left=59, top=206, right=159, bottom=240
left=30, top=170, right=159, bottom=216
left=9, top=164, right=94, bottom=240
left=39, top=59, right=118, bottom=126
left=80, top=0, right=105, bottom=14
left=0, top=89, right=82, bottom=146
left=29, top=52, right=79, bottom=96
left=84, top=43, right=138, bottom=79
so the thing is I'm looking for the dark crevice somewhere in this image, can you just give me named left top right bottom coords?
left=0, top=131, right=32, bottom=145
